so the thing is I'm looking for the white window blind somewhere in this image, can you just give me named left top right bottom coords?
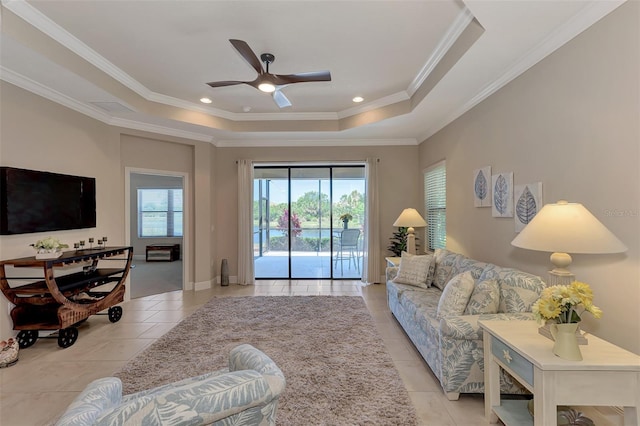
left=424, top=161, right=446, bottom=251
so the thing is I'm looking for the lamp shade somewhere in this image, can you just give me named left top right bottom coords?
left=511, top=200, right=627, bottom=254
left=393, top=208, right=427, bottom=228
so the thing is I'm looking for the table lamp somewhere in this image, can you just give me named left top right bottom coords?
left=511, top=200, right=627, bottom=285
left=393, top=208, right=427, bottom=255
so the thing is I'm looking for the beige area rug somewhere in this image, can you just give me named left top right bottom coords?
left=115, top=296, right=419, bottom=425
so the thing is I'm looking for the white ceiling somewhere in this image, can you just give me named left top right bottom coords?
left=0, top=0, right=626, bottom=146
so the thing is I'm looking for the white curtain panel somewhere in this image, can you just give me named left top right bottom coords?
left=363, top=158, right=381, bottom=283
left=237, top=159, right=255, bottom=285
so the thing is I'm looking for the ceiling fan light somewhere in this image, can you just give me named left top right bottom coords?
left=258, top=83, right=276, bottom=93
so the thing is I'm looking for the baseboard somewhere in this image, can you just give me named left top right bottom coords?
left=216, top=275, right=238, bottom=284
left=194, top=280, right=212, bottom=291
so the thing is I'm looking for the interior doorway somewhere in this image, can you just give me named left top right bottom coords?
left=126, top=170, right=186, bottom=298
left=253, top=164, right=366, bottom=279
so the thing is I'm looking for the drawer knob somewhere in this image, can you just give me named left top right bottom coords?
left=502, top=349, right=513, bottom=364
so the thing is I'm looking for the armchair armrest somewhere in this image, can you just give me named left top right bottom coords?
left=229, top=343, right=285, bottom=395
left=96, top=370, right=276, bottom=425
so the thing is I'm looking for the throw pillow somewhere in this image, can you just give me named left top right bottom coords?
left=392, top=251, right=435, bottom=289
left=464, top=278, right=500, bottom=315
left=436, top=271, right=475, bottom=318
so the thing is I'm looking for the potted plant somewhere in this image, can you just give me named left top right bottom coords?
left=339, top=213, right=353, bottom=229
left=31, top=236, right=68, bottom=259
left=387, top=227, right=408, bottom=256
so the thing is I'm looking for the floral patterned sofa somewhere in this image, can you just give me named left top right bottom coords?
left=55, top=344, right=285, bottom=425
left=386, top=249, right=545, bottom=400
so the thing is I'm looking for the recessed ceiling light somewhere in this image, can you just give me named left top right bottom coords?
left=352, top=96, right=364, bottom=103
left=243, top=106, right=252, bottom=112
left=200, top=97, right=212, bottom=104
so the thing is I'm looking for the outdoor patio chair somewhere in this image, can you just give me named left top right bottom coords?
left=334, top=229, right=361, bottom=274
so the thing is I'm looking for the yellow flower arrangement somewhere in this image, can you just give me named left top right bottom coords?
left=339, top=213, right=353, bottom=222
left=532, top=281, right=602, bottom=324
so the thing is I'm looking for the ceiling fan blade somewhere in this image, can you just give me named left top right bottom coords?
left=273, top=90, right=292, bottom=108
left=229, top=39, right=264, bottom=75
left=273, top=70, right=331, bottom=85
left=206, top=80, right=249, bottom=88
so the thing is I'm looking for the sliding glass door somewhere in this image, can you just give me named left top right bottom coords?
left=253, top=165, right=365, bottom=279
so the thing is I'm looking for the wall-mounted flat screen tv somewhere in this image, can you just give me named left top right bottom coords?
left=0, top=167, right=96, bottom=235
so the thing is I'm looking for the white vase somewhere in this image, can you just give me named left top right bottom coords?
left=35, top=250, right=62, bottom=259
left=550, top=322, right=583, bottom=361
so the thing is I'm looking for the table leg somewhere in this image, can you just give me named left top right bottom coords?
left=483, top=331, right=500, bottom=423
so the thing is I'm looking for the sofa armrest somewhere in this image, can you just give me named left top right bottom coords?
left=386, top=266, right=399, bottom=282
left=440, top=313, right=535, bottom=341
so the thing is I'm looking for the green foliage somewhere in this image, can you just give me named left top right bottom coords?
left=295, top=191, right=330, bottom=222
left=388, top=227, right=408, bottom=256
left=269, top=236, right=331, bottom=252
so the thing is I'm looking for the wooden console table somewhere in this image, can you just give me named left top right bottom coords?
left=480, top=320, right=640, bottom=426
left=0, top=246, right=133, bottom=348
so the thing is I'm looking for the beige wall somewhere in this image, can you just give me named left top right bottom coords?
left=0, top=83, right=216, bottom=337
left=419, top=2, right=640, bottom=353
left=0, top=82, right=122, bottom=338
left=213, top=145, right=421, bottom=281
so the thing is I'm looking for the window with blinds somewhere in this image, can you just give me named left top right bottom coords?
left=138, top=189, right=183, bottom=237
left=424, top=161, right=446, bottom=251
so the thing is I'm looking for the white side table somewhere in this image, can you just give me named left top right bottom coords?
left=479, top=320, right=640, bottom=426
left=385, top=257, right=400, bottom=267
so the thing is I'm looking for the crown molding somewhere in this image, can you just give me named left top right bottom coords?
left=147, top=91, right=237, bottom=121
left=1, top=0, right=455, bottom=124
left=407, top=6, right=474, bottom=97
left=215, top=138, right=418, bottom=148
left=418, top=0, right=626, bottom=143
left=109, top=118, right=214, bottom=143
left=1, top=65, right=114, bottom=123
left=1, top=66, right=215, bottom=143
left=2, top=0, right=151, bottom=99
left=337, top=91, right=410, bottom=119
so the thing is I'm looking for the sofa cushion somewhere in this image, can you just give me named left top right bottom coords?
left=392, top=251, right=435, bottom=289
left=433, top=249, right=468, bottom=290
left=437, top=271, right=475, bottom=318
left=464, top=278, right=500, bottom=315
left=479, top=264, right=546, bottom=313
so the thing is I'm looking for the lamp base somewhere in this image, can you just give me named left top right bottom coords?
left=548, top=252, right=575, bottom=285
left=547, top=270, right=575, bottom=286
left=406, top=232, right=416, bottom=255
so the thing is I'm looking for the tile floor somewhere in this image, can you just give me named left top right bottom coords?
left=0, top=281, right=487, bottom=425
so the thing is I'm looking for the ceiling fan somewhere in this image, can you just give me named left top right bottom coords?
left=206, top=39, right=331, bottom=108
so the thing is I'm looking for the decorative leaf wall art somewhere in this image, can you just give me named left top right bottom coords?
left=473, top=166, right=492, bottom=207
left=492, top=172, right=513, bottom=217
left=514, top=182, right=543, bottom=232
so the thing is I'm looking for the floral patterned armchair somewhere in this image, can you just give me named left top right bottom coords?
left=55, top=344, right=285, bottom=425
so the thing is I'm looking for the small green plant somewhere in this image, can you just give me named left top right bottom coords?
left=388, top=227, right=408, bottom=256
